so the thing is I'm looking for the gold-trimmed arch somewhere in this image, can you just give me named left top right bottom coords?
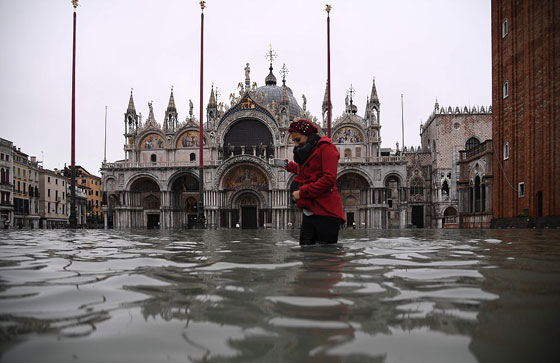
left=333, top=126, right=364, bottom=144
left=176, top=130, right=207, bottom=148
left=140, top=133, right=166, bottom=150
left=221, top=164, right=270, bottom=191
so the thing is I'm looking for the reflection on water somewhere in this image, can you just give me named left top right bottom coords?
left=0, top=229, right=559, bottom=362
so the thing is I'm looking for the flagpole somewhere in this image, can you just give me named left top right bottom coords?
left=197, top=1, right=206, bottom=229
left=69, top=0, right=78, bottom=229
left=103, top=106, right=107, bottom=163
left=401, top=94, right=405, bottom=151
left=326, top=4, right=332, bottom=138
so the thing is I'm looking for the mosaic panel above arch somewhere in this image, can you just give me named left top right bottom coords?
left=222, top=164, right=269, bottom=191
left=140, top=133, right=166, bottom=150
left=176, top=130, right=207, bottom=148
left=333, top=126, right=364, bottom=144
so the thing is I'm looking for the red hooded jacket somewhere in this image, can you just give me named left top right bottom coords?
left=286, top=136, right=346, bottom=222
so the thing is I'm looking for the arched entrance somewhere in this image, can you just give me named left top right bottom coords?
left=443, top=206, right=458, bottom=228
left=169, top=173, right=199, bottom=228
left=220, top=164, right=270, bottom=229
left=235, top=192, right=259, bottom=229
left=129, top=177, right=161, bottom=229
left=337, top=172, right=370, bottom=228
left=223, top=119, right=274, bottom=159
left=385, top=174, right=403, bottom=228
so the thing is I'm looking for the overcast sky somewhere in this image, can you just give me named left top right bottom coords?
left=0, top=0, right=491, bottom=176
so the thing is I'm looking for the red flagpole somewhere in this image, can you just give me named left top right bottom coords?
left=197, top=1, right=205, bottom=228
left=70, top=0, right=78, bottom=228
left=326, top=5, right=332, bottom=138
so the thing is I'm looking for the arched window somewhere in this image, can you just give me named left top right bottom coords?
left=465, top=137, right=480, bottom=150
left=190, top=153, right=196, bottom=162
left=442, top=180, right=449, bottom=195
left=474, top=176, right=481, bottom=212
left=344, top=149, right=352, bottom=158
left=410, top=178, right=423, bottom=196
left=150, top=154, right=157, bottom=162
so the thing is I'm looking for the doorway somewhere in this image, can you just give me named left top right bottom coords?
left=536, top=191, right=543, bottom=217
left=411, top=206, right=424, bottom=228
left=241, top=207, right=257, bottom=229
left=346, top=212, right=355, bottom=228
left=147, top=213, right=160, bottom=229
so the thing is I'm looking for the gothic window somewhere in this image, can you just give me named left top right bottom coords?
left=442, top=180, right=449, bottom=195
left=474, top=176, right=481, bottom=212
left=503, top=80, right=509, bottom=98
left=190, top=153, right=196, bottom=162
left=465, top=137, right=480, bottom=150
left=503, top=142, right=510, bottom=160
left=502, top=18, right=508, bottom=38
left=410, top=178, right=423, bottom=196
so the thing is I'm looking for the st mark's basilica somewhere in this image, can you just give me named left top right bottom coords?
left=101, top=56, right=491, bottom=230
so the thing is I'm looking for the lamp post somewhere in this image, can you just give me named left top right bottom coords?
left=197, top=1, right=206, bottom=228
left=69, top=0, right=78, bottom=229
left=326, top=4, right=332, bottom=138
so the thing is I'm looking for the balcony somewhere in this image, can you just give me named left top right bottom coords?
left=460, top=140, right=493, bottom=161
left=339, top=156, right=407, bottom=164
left=102, top=160, right=222, bottom=169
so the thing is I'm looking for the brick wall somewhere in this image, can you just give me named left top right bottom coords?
left=492, top=0, right=560, bottom=220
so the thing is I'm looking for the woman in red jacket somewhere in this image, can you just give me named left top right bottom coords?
left=286, top=118, right=345, bottom=245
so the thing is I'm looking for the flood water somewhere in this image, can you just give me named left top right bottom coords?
left=0, top=229, right=559, bottom=363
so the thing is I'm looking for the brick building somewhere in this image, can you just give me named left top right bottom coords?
left=419, top=101, right=492, bottom=228
left=492, top=0, right=560, bottom=227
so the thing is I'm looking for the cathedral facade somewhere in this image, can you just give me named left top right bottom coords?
left=100, top=62, right=410, bottom=229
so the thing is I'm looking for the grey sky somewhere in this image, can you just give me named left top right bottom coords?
left=0, top=0, right=491, bottom=176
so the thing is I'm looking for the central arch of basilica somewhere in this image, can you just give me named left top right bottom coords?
left=101, top=60, right=408, bottom=229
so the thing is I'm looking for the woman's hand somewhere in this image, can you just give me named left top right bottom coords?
left=292, top=190, right=301, bottom=201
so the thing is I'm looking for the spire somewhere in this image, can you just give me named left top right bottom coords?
left=209, top=84, right=216, bottom=106
left=166, top=86, right=177, bottom=112
left=127, top=89, right=136, bottom=114
left=369, top=77, right=379, bottom=104
left=434, top=97, right=440, bottom=111
left=265, top=45, right=278, bottom=86
left=265, top=65, right=277, bottom=86
left=322, top=80, right=329, bottom=109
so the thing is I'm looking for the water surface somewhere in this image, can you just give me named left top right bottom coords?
left=1, top=229, right=559, bottom=362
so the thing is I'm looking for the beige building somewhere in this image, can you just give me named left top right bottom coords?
left=12, top=147, right=40, bottom=228
left=39, top=168, right=69, bottom=228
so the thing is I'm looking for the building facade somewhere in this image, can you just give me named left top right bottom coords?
left=492, top=0, right=560, bottom=227
left=101, top=62, right=408, bottom=229
left=419, top=102, right=492, bottom=228
left=458, top=140, right=494, bottom=228
left=12, top=148, right=40, bottom=228
left=39, top=168, right=69, bottom=228
left=66, top=166, right=103, bottom=224
left=0, top=138, right=14, bottom=228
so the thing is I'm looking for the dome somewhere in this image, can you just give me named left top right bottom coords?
left=254, top=66, right=302, bottom=120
